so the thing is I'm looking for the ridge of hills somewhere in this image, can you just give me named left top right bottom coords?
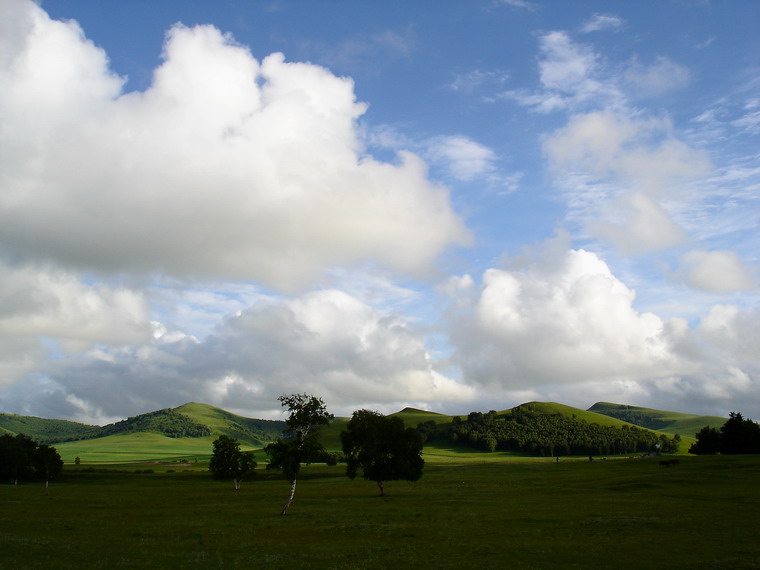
left=0, top=402, right=285, bottom=446
left=1, top=401, right=727, bottom=463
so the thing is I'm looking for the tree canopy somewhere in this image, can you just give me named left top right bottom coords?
left=0, top=433, right=63, bottom=485
left=690, top=412, right=760, bottom=455
left=341, top=409, right=424, bottom=496
left=209, top=435, right=256, bottom=490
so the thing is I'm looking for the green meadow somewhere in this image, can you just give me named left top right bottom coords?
left=2, top=454, right=760, bottom=569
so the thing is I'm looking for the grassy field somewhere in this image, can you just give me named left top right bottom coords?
left=2, top=455, right=760, bottom=569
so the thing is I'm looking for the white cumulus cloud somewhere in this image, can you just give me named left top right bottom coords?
left=443, top=244, right=760, bottom=416
left=0, top=0, right=469, bottom=291
left=447, top=247, right=688, bottom=388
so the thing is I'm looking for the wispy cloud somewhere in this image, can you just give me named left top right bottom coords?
left=580, top=13, right=624, bottom=34
left=309, top=27, right=415, bottom=74
left=447, top=68, right=509, bottom=95
left=496, top=0, right=538, bottom=10
left=502, top=31, right=624, bottom=113
left=624, top=55, right=691, bottom=98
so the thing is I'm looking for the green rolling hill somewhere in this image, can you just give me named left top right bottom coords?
left=511, top=401, right=636, bottom=428
left=588, top=402, right=725, bottom=436
left=0, top=413, right=98, bottom=443
left=1, top=403, right=286, bottom=464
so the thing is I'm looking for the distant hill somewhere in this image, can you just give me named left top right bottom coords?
left=172, top=402, right=285, bottom=444
left=0, top=413, right=98, bottom=443
left=588, top=402, right=725, bottom=437
left=0, top=403, right=285, bottom=447
left=512, top=401, right=635, bottom=429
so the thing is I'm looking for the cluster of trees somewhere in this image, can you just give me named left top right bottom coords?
left=0, top=433, right=63, bottom=489
left=587, top=406, right=669, bottom=431
left=209, top=394, right=424, bottom=513
left=97, top=409, right=212, bottom=439
left=690, top=412, right=760, bottom=455
left=421, top=407, right=680, bottom=456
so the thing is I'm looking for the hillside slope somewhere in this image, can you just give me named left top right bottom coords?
left=0, top=413, right=98, bottom=443
left=512, top=402, right=636, bottom=429
left=589, top=402, right=725, bottom=437
left=172, top=402, right=286, bottom=444
left=4, top=403, right=287, bottom=464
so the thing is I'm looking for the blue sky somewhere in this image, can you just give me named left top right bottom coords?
left=1, top=0, right=758, bottom=424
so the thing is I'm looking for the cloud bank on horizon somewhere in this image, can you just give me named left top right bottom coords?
left=0, top=0, right=758, bottom=424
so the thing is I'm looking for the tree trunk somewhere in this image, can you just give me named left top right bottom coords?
left=377, top=480, right=385, bottom=497
left=280, top=478, right=297, bottom=515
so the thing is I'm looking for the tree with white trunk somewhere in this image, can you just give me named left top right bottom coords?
left=265, top=394, right=333, bottom=515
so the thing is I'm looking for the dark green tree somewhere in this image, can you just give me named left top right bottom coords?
left=0, top=433, right=63, bottom=487
left=720, top=412, right=760, bottom=454
left=341, top=409, right=424, bottom=496
left=690, top=413, right=760, bottom=455
left=265, top=394, right=333, bottom=515
left=0, top=433, right=35, bottom=484
left=33, top=443, right=64, bottom=494
left=209, top=435, right=256, bottom=490
left=689, top=426, right=721, bottom=454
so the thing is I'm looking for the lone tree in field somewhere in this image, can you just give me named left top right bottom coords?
left=209, top=435, right=256, bottom=490
left=341, top=409, right=424, bottom=497
left=265, top=393, right=333, bottom=515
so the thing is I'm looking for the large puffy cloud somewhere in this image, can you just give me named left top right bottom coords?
left=1, top=289, right=474, bottom=422
left=447, top=247, right=688, bottom=387
left=0, top=263, right=149, bottom=347
left=0, top=262, right=151, bottom=387
left=0, top=0, right=469, bottom=290
left=444, top=245, right=760, bottom=416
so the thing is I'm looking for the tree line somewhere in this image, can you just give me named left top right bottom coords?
left=417, top=405, right=681, bottom=456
